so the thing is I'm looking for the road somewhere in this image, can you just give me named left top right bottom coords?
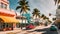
left=16, top=25, right=59, bottom=34
left=33, top=28, right=58, bottom=34
left=0, top=25, right=59, bottom=34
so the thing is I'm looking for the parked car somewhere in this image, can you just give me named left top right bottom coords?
left=26, top=24, right=35, bottom=30
left=50, top=25, right=58, bottom=31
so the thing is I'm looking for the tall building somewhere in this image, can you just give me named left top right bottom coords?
left=0, top=0, right=9, bottom=9
left=0, top=0, right=19, bottom=31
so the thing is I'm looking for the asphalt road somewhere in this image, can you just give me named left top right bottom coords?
left=33, top=28, right=59, bottom=34
left=27, top=28, right=59, bottom=34
left=15, top=25, right=60, bottom=34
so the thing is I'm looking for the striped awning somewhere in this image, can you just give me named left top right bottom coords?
left=0, top=16, right=19, bottom=23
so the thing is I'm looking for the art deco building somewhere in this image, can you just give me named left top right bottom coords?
left=0, top=0, right=19, bottom=31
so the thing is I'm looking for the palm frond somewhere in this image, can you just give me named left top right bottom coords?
left=18, top=1, right=25, bottom=5
left=16, top=6, right=21, bottom=10
left=58, top=0, right=60, bottom=4
left=54, top=0, right=57, bottom=5
left=16, top=0, right=30, bottom=13
left=23, top=0, right=26, bottom=1
left=27, top=5, right=29, bottom=7
left=32, top=8, right=40, bottom=17
left=26, top=1, right=28, bottom=4
left=20, top=9, right=22, bottom=13
left=41, top=14, right=45, bottom=17
left=26, top=7, right=30, bottom=11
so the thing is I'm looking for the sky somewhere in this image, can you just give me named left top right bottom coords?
left=8, top=0, right=57, bottom=18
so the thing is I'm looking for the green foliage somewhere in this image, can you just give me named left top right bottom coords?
left=41, top=14, right=45, bottom=18
left=16, top=0, right=30, bottom=13
left=52, top=18, right=56, bottom=21
left=54, top=0, right=60, bottom=5
left=32, top=8, right=40, bottom=17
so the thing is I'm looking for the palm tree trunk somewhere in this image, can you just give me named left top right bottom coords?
left=25, top=18, right=26, bottom=27
left=21, top=12, right=24, bottom=29
left=36, top=15, right=37, bottom=19
left=21, top=18, right=23, bottom=29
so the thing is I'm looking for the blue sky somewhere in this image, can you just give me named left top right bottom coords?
left=8, top=0, right=57, bottom=17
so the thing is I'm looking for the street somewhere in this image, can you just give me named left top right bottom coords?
left=16, top=25, right=59, bottom=34
left=0, top=25, right=59, bottom=34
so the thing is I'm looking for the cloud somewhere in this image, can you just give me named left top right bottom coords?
left=28, top=0, right=57, bottom=16
left=9, top=0, right=57, bottom=18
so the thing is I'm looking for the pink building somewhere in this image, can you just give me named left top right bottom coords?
left=0, top=0, right=19, bottom=31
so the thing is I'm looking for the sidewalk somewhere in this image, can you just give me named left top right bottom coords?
left=0, top=29, right=21, bottom=34
left=0, top=25, right=51, bottom=34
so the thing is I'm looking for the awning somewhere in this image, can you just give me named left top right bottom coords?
left=0, top=16, right=19, bottom=23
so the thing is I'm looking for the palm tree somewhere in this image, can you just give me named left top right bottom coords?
left=41, top=14, right=49, bottom=25
left=54, top=0, right=60, bottom=5
left=43, top=16, right=47, bottom=20
left=32, top=8, right=40, bottom=18
left=52, top=18, right=56, bottom=21
left=41, top=14, right=45, bottom=18
left=16, top=0, right=30, bottom=13
left=16, top=0, right=30, bottom=29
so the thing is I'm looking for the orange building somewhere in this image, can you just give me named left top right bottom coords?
left=0, top=0, right=19, bottom=31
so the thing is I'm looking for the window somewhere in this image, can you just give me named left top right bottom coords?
left=0, top=23, right=3, bottom=29
left=16, top=23, right=20, bottom=28
left=1, top=3, right=3, bottom=8
left=4, top=4, right=7, bottom=9
left=1, top=3, right=7, bottom=9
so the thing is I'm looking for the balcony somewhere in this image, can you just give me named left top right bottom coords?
left=0, top=8, right=16, bottom=16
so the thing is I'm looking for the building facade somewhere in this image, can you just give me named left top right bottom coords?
left=0, top=0, right=19, bottom=31
left=0, top=0, right=9, bottom=9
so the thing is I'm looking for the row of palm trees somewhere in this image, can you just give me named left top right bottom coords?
left=16, top=0, right=52, bottom=29
left=16, top=0, right=60, bottom=13
left=16, top=0, right=50, bottom=20
left=54, top=0, right=60, bottom=5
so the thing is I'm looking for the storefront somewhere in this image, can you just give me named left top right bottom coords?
left=0, top=16, right=19, bottom=31
left=0, top=0, right=19, bottom=31
left=0, top=8, right=19, bottom=31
